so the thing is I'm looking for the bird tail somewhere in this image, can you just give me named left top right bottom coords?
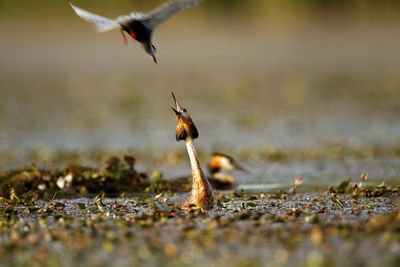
left=70, top=3, right=120, bottom=33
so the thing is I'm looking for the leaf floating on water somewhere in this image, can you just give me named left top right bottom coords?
left=361, top=172, right=368, bottom=181
left=270, top=191, right=287, bottom=199
left=120, top=192, right=126, bottom=204
left=352, top=183, right=363, bottom=197
left=9, top=188, right=20, bottom=202
left=64, top=173, right=73, bottom=183
left=49, top=201, right=64, bottom=209
left=56, top=177, right=65, bottom=189
left=95, top=191, right=105, bottom=200
left=155, top=193, right=163, bottom=199
left=246, top=202, right=257, bottom=208
left=152, top=171, right=162, bottom=180
left=137, top=195, right=152, bottom=202
left=96, top=198, right=106, bottom=213
left=22, top=207, right=30, bottom=214
left=336, top=179, right=351, bottom=194
left=154, top=202, right=171, bottom=215
left=288, top=178, right=303, bottom=195
left=38, top=184, right=46, bottom=191
left=294, top=178, right=303, bottom=186
left=330, top=196, right=343, bottom=207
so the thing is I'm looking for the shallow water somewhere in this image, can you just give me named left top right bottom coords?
left=0, top=11, right=400, bottom=154
left=158, top=158, right=400, bottom=193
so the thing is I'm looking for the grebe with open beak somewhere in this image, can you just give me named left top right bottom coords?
left=171, top=92, right=214, bottom=210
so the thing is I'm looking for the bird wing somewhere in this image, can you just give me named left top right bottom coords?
left=146, top=0, right=201, bottom=29
left=116, top=12, right=150, bottom=25
left=70, top=3, right=120, bottom=33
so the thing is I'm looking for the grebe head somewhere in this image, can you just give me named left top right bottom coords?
left=171, top=92, right=199, bottom=142
left=208, top=153, right=250, bottom=174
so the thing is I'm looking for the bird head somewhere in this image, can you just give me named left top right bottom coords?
left=144, top=43, right=157, bottom=64
left=171, top=92, right=198, bottom=142
left=208, top=153, right=250, bottom=174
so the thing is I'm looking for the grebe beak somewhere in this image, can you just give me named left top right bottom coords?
left=171, top=92, right=185, bottom=114
left=234, top=164, right=251, bottom=174
left=228, top=155, right=251, bottom=174
left=152, top=55, right=158, bottom=64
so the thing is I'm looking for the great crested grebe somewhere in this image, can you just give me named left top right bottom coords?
left=208, top=153, right=250, bottom=190
left=171, top=93, right=214, bottom=210
left=70, top=0, right=202, bottom=64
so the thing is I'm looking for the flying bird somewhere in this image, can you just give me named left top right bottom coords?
left=70, top=0, right=202, bottom=63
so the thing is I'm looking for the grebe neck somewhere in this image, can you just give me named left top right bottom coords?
left=184, top=137, right=213, bottom=209
left=185, top=138, right=204, bottom=180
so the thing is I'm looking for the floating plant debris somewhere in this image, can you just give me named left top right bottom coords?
left=0, top=188, right=398, bottom=266
left=0, top=155, right=192, bottom=200
left=0, top=155, right=399, bottom=266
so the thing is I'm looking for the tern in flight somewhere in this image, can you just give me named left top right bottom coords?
left=71, top=0, right=202, bottom=63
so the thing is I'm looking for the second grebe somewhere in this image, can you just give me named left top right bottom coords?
left=171, top=93, right=214, bottom=210
left=208, top=153, right=250, bottom=190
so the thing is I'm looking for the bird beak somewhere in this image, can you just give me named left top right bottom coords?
left=234, top=163, right=251, bottom=174
left=171, top=92, right=184, bottom=114
left=152, top=55, right=157, bottom=64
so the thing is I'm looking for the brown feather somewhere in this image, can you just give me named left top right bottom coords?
left=175, top=116, right=198, bottom=141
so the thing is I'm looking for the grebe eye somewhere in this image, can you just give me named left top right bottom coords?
left=183, top=108, right=187, bottom=112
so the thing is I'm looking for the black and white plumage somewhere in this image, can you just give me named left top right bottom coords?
left=70, top=0, right=201, bottom=63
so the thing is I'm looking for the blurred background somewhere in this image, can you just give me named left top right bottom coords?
left=0, top=1, right=399, bottom=171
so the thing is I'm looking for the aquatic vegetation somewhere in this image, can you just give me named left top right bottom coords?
left=0, top=155, right=193, bottom=200
left=0, top=152, right=398, bottom=266
left=332, top=178, right=399, bottom=198
left=0, top=188, right=398, bottom=266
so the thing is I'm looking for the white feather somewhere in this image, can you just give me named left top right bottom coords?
left=115, top=12, right=150, bottom=24
left=70, top=3, right=120, bottom=33
left=147, top=0, right=201, bottom=29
